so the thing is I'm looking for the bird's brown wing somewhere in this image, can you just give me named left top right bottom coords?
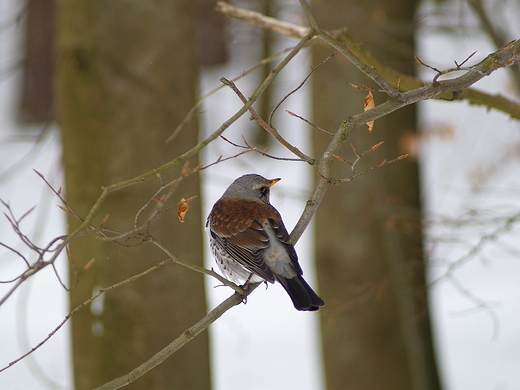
left=208, top=200, right=276, bottom=282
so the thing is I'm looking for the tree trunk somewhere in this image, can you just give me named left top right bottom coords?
left=55, top=2, right=210, bottom=389
left=311, top=1, right=442, bottom=389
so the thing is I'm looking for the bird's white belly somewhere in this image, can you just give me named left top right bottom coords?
left=209, top=236, right=265, bottom=284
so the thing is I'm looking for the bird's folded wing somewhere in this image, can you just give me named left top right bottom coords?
left=267, top=217, right=303, bottom=275
left=210, top=219, right=276, bottom=282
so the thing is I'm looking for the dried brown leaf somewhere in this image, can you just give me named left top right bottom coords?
left=363, top=91, right=375, bottom=132
left=177, top=198, right=189, bottom=223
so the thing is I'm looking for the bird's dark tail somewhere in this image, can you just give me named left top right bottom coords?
left=277, top=275, right=324, bottom=311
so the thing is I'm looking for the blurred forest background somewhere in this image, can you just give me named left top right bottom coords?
left=1, top=0, right=519, bottom=389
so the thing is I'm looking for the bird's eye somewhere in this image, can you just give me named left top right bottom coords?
left=259, top=186, right=268, bottom=195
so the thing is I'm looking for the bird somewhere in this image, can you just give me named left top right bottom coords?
left=206, top=173, right=324, bottom=311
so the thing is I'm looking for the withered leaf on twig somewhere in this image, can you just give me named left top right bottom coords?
left=177, top=198, right=189, bottom=223
left=176, top=195, right=198, bottom=223
left=363, top=91, right=375, bottom=132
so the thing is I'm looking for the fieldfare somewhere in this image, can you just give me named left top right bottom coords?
left=206, top=174, right=324, bottom=311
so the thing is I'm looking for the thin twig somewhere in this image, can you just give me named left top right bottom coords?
left=221, top=77, right=315, bottom=164
left=315, top=29, right=403, bottom=100
left=220, top=134, right=307, bottom=162
left=431, top=214, right=519, bottom=285
left=216, top=1, right=311, bottom=40
left=150, top=239, right=243, bottom=292
left=0, top=258, right=173, bottom=373
left=330, top=154, right=409, bottom=185
left=198, top=147, right=256, bottom=170
left=0, top=241, right=30, bottom=269
left=269, top=51, right=338, bottom=125
left=468, top=0, right=520, bottom=90
left=165, top=46, right=296, bottom=143
left=285, top=110, right=334, bottom=136
left=297, top=0, right=320, bottom=32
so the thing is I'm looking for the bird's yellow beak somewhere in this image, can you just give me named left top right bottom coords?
left=268, top=178, right=281, bottom=187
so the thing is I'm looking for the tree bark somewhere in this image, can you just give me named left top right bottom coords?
left=311, top=1, right=442, bottom=389
left=55, top=1, right=210, bottom=389
left=18, top=0, right=55, bottom=123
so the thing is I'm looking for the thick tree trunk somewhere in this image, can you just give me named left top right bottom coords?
left=55, top=2, right=210, bottom=389
left=311, top=1, right=442, bottom=389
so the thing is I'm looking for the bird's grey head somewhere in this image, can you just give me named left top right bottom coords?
left=222, top=174, right=281, bottom=204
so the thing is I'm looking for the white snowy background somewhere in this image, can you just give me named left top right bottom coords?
left=1, top=0, right=519, bottom=389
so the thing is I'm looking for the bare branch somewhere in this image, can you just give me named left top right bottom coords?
left=447, top=274, right=501, bottom=341
left=215, top=1, right=311, bottom=40
left=93, top=284, right=260, bottom=390
left=0, top=258, right=173, bottom=373
left=468, top=0, right=520, bottom=90
left=165, top=46, right=296, bottom=143
left=0, top=237, right=247, bottom=375
left=298, top=0, right=320, bottom=32
left=331, top=154, right=409, bottom=185
left=292, top=37, right=520, bottom=241
left=431, top=212, right=520, bottom=285
left=220, top=77, right=315, bottom=163
left=269, top=51, right=338, bottom=125
left=217, top=1, right=520, bottom=119
left=220, top=134, right=307, bottom=162
left=285, top=110, right=334, bottom=136
left=198, top=145, right=256, bottom=168
left=150, top=236, right=244, bottom=292
left=0, top=241, right=30, bottom=269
